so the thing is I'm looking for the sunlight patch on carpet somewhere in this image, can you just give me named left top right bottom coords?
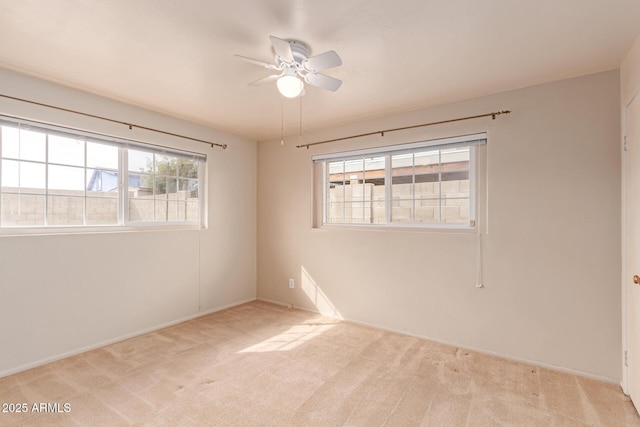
left=238, top=323, right=336, bottom=353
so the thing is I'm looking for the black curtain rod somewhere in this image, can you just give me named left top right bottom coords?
left=0, top=94, right=227, bottom=150
left=296, top=110, right=511, bottom=149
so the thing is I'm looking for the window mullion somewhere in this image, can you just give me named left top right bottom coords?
left=44, top=133, right=49, bottom=227
left=198, top=159, right=205, bottom=226
left=341, top=160, right=345, bottom=223
left=152, top=154, right=156, bottom=222
left=438, top=150, right=442, bottom=223
left=322, top=162, right=327, bottom=225
left=83, top=138, right=87, bottom=226
left=121, top=146, right=128, bottom=225
left=385, top=155, right=391, bottom=224
left=412, top=153, right=416, bottom=222
left=361, top=158, right=365, bottom=223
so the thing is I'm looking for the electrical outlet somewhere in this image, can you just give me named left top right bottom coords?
left=288, top=278, right=295, bottom=288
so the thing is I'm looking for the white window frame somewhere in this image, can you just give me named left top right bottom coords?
left=0, top=116, right=206, bottom=232
left=314, top=133, right=486, bottom=229
left=124, top=145, right=204, bottom=226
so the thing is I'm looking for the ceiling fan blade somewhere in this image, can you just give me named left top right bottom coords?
left=303, top=51, right=342, bottom=72
left=234, top=55, right=279, bottom=70
left=269, top=36, right=294, bottom=63
left=305, top=73, right=342, bottom=92
left=248, top=74, right=281, bottom=86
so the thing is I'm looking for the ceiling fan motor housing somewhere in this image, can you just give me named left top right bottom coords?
left=275, top=40, right=309, bottom=66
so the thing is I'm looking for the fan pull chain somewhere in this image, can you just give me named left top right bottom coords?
left=280, top=96, right=284, bottom=146
left=299, top=93, right=303, bottom=144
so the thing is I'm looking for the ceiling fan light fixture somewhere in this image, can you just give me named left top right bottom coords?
left=277, top=74, right=303, bottom=98
left=236, top=36, right=342, bottom=97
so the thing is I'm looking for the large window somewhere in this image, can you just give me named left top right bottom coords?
left=0, top=118, right=205, bottom=229
left=315, top=133, right=485, bottom=228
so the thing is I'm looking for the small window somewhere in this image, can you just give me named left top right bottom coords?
left=315, top=133, right=484, bottom=228
left=0, top=118, right=205, bottom=230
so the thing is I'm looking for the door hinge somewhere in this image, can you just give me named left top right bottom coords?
left=625, top=350, right=628, bottom=367
left=624, top=135, right=629, bottom=152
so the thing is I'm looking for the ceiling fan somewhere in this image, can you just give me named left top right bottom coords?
left=235, top=36, right=342, bottom=98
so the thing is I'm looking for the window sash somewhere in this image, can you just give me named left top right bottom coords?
left=0, top=116, right=205, bottom=229
left=319, top=134, right=481, bottom=228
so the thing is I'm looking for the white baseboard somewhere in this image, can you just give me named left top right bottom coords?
left=257, top=297, right=344, bottom=319
left=257, top=297, right=296, bottom=310
left=0, top=297, right=256, bottom=378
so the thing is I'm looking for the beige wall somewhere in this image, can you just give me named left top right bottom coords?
left=258, top=70, right=621, bottom=381
left=0, top=68, right=257, bottom=376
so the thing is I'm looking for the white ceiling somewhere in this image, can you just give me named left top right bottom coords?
left=0, top=0, right=639, bottom=141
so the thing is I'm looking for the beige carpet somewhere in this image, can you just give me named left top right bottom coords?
left=0, top=301, right=638, bottom=426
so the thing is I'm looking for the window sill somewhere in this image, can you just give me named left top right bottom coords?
left=315, top=222, right=477, bottom=234
left=0, top=223, right=204, bottom=237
